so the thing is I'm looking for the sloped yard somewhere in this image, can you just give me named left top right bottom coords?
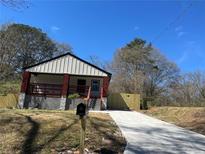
left=141, top=107, right=205, bottom=135
left=0, top=109, right=126, bottom=154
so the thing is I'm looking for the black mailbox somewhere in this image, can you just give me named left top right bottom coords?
left=76, top=103, right=86, bottom=117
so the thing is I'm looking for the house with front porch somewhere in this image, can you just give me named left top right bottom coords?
left=18, top=52, right=111, bottom=110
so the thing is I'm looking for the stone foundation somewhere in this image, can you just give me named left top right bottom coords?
left=19, top=94, right=107, bottom=110
left=59, top=97, right=66, bottom=110
left=22, top=95, right=66, bottom=110
left=18, top=93, right=26, bottom=109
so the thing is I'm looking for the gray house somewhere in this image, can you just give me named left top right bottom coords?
left=18, top=52, right=111, bottom=110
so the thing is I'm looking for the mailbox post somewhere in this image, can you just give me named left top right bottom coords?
left=76, top=103, right=87, bottom=154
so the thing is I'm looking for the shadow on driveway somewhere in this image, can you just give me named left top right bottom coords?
left=109, top=111, right=205, bottom=154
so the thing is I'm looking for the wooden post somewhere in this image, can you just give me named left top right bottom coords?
left=20, top=71, right=31, bottom=93
left=100, top=87, right=103, bottom=110
left=103, top=76, right=110, bottom=97
left=62, top=74, right=70, bottom=97
left=80, top=117, right=86, bottom=154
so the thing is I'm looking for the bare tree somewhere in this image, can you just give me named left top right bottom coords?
left=0, top=24, right=17, bottom=80
left=109, top=38, right=180, bottom=107
left=189, top=71, right=205, bottom=100
left=110, top=38, right=153, bottom=95
left=89, top=55, right=109, bottom=70
left=144, top=49, right=179, bottom=102
left=169, top=72, right=205, bottom=106
left=0, top=23, right=72, bottom=81
left=54, top=42, right=72, bottom=56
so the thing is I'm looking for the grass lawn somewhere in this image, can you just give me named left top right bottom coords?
left=141, top=107, right=205, bottom=135
left=0, top=81, right=20, bottom=95
left=0, top=109, right=126, bottom=154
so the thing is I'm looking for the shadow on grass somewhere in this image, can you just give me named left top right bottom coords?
left=16, top=113, right=40, bottom=154
left=16, top=113, right=79, bottom=153
left=0, top=118, right=12, bottom=124
left=36, top=119, right=78, bottom=153
left=88, top=117, right=126, bottom=154
left=22, top=116, right=39, bottom=154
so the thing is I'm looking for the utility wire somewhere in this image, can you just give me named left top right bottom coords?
left=152, top=1, right=194, bottom=43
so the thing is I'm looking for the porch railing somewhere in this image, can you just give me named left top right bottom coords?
left=68, top=85, right=90, bottom=97
left=28, top=83, right=101, bottom=98
left=28, top=83, right=62, bottom=97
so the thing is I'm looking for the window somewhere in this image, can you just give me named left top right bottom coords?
left=77, top=79, right=86, bottom=93
left=77, top=79, right=86, bottom=86
left=91, top=80, right=100, bottom=92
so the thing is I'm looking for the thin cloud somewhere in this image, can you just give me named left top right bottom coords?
left=51, top=26, right=60, bottom=32
left=187, top=41, right=196, bottom=45
left=175, top=25, right=186, bottom=38
left=177, top=41, right=202, bottom=65
left=177, top=52, right=188, bottom=64
left=134, top=26, right=139, bottom=31
left=175, top=25, right=183, bottom=32
left=177, top=31, right=186, bottom=38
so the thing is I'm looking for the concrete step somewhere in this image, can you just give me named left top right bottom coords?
left=88, top=98, right=101, bottom=110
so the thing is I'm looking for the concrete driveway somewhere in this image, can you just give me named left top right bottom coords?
left=109, top=111, right=205, bottom=154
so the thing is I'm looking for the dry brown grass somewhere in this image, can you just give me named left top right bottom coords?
left=89, top=112, right=112, bottom=121
left=0, top=94, right=18, bottom=108
left=0, top=109, right=126, bottom=154
left=141, top=107, right=205, bottom=135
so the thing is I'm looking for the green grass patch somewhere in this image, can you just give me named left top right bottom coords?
left=0, top=81, right=20, bottom=95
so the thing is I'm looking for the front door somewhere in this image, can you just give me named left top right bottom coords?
left=77, top=79, right=86, bottom=95
left=91, top=80, right=100, bottom=97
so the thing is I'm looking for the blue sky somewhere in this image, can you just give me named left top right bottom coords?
left=0, top=0, right=205, bottom=72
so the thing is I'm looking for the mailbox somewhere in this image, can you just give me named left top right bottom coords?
left=76, top=103, right=86, bottom=117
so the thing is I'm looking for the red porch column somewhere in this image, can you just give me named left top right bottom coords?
left=62, top=74, right=70, bottom=97
left=20, top=71, right=31, bottom=93
left=103, top=76, right=110, bottom=97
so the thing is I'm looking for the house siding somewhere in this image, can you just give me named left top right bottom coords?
left=26, top=54, right=108, bottom=77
